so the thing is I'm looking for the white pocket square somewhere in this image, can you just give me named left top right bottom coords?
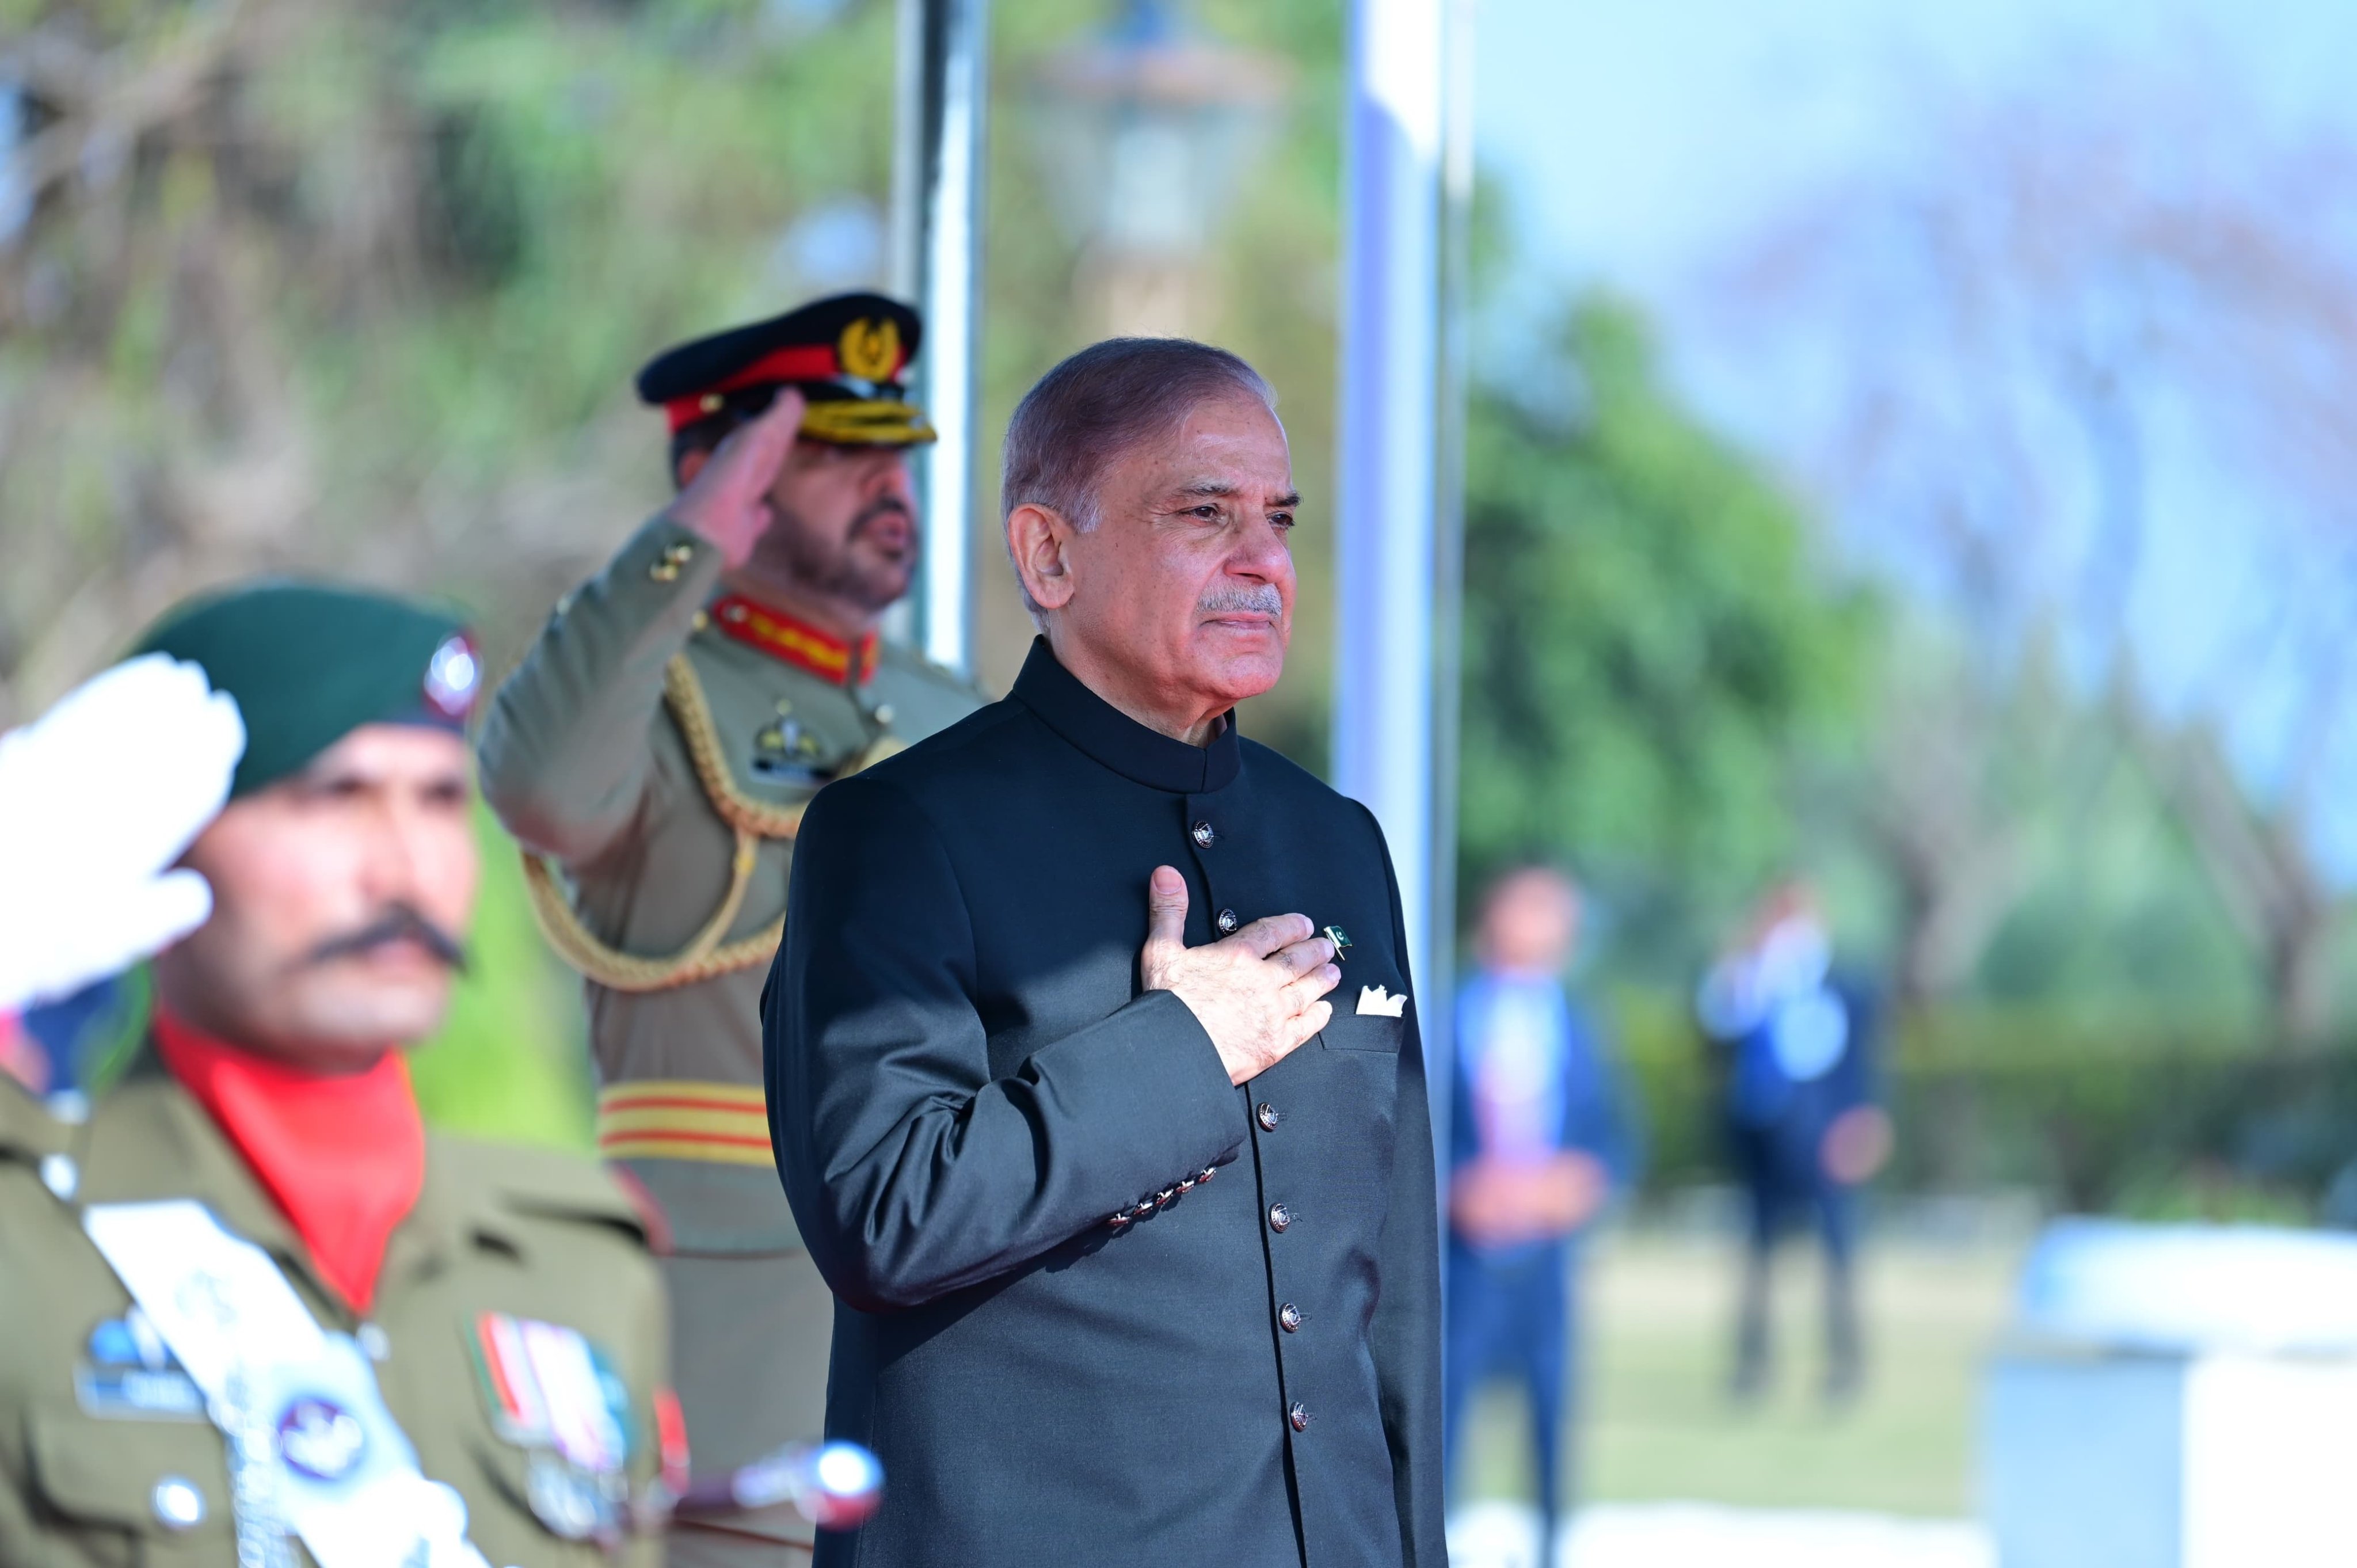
left=1356, top=984, right=1408, bottom=1018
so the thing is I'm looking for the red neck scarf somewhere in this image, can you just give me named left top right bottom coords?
left=710, top=593, right=878, bottom=686
left=154, top=1011, right=425, bottom=1314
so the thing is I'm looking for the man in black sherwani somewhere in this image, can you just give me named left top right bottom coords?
left=763, top=336, right=1446, bottom=1567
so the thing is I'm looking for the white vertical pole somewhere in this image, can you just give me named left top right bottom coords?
left=1334, top=0, right=1445, bottom=1023
left=890, top=0, right=989, bottom=678
left=1426, top=0, right=1476, bottom=1181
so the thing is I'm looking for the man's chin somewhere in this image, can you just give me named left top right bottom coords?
left=840, top=559, right=916, bottom=615
left=278, top=975, right=452, bottom=1057
left=1187, top=638, right=1287, bottom=705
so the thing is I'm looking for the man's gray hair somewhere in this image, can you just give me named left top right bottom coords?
left=1000, top=337, right=1277, bottom=619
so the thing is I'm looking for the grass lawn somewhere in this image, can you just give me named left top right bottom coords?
left=1457, top=1230, right=2025, bottom=1518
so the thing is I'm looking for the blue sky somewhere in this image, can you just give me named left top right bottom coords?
left=1471, top=0, right=2357, bottom=879
left=1475, top=0, right=2357, bottom=298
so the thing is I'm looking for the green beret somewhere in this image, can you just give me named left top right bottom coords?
left=133, top=581, right=480, bottom=797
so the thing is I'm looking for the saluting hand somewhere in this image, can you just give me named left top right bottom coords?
left=1140, top=866, right=1339, bottom=1086
left=667, top=387, right=808, bottom=569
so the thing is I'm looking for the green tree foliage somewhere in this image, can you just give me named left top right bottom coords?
left=3, top=0, right=1350, bottom=1141
left=0, top=0, right=908, bottom=706
left=1457, top=295, right=1877, bottom=971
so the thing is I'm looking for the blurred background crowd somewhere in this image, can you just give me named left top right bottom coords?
left=6, top=0, right=2357, bottom=1561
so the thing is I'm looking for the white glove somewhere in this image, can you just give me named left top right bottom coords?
left=0, top=654, right=246, bottom=1012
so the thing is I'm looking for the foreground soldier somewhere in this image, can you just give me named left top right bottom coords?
left=0, top=583, right=673, bottom=1566
left=478, top=294, right=981, bottom=1561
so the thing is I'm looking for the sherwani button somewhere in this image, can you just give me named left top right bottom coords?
left=1191, top=820, right=1216, bottom=847
left=1267, top=1203, right=1293, bottom=1233
left=1279, top=1303, right=1303, bottom=1333
left=1256, top=1102, right=1281, bottom=1132
left=1216, top=908, right=1239, bottom=934
left=1288, top=1403, right=1311, bottom=1433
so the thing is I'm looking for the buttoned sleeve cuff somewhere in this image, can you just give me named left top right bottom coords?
left=473, top=512, right=728, bottom=864
left=1026, top=988, right=1248, bottom=1226
left=606, top=513, right=727, bottom=622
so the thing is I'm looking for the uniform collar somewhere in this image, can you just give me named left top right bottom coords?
left=1010, top=637, right=1241, bottom=794
left=709, top=593, right=879, bottom=686
left=79, top=1054, right=333, bottom=1312
left=77, top=1042, right=528, bottom=1322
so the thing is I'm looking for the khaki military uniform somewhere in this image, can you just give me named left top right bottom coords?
left=477, top=514, right=981, bottom=1559
left=0, top=1060, right=670, bottom=1566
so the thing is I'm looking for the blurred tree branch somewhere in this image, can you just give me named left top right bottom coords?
left=0, top=0, right=917, bottom=729
left=2, top=5, right=246, bottom=215
left=1714, top=71, right=2357, bottom=1040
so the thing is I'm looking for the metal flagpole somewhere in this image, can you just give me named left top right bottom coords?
left=890, top=0, right=990, bottom=678
left=1334, top=0, right=1451, bottom=1169
left=1426, top=0, right=1476, bottom=1190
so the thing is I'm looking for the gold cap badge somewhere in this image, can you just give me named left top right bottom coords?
left=838, top=318, right=901, bottom=383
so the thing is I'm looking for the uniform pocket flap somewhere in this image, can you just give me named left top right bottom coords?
left=29, top=1405, right=232, bottom=1538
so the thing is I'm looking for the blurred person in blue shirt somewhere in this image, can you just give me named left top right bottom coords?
left=1699, top=880, right=1891, bottom=1405
left=1445, top=866, right=1640, bottom=1551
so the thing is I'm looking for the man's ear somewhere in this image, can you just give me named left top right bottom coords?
left=1007, top=503, right=1078, bottom=612
left=674, top=446, right=711, bottom=490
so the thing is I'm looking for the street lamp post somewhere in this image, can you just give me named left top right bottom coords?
left=1029, top=0, right=1286, bottom=339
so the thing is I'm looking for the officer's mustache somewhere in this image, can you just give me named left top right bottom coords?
left=1198, top=583, right=1285, bottom=618
left=299, top=904, right=470, bottom=973
left=847, top=498, right=916, bottom=545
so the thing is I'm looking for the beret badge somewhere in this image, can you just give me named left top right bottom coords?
left=424, top=634, right=482, bottom=720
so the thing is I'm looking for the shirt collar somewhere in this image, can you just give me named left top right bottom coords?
left=151, top=1012, right=422, bottom=1313
left=1010, top=638, right=1241, bottom=794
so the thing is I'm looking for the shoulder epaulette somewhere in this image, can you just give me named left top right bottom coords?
left=433, top=1135, right=650, bottom=1243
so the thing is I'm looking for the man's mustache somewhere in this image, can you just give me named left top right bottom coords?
left=1198, top=583, right=1285, bottom=618
left=299, top=905, right=469, bottom=973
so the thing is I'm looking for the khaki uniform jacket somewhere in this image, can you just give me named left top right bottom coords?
left=0, top=1059, right=669, bottom=1567
left=475, top=514, right=980, bottom=1531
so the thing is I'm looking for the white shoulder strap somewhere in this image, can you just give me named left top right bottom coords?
left=85, top=1201, right=493, bottom=1568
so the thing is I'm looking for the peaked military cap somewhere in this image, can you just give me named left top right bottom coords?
left=133, top=580, right=480, bottom=797
left=636, top=292, right=936, bottom=448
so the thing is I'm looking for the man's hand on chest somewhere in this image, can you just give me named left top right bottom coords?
left=1138, top=865, right=1341, bottom=1086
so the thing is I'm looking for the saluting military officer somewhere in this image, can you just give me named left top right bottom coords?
left=476, top=294, right=982, bottom=1562
left=0, top=581, right=676, bottom=1566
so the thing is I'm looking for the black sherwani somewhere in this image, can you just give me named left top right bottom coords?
left=764, top=639, right=1446, bottom=1567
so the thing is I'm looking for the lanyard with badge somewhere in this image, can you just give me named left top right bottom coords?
left=82, top=1199, right=494, bottom=1568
